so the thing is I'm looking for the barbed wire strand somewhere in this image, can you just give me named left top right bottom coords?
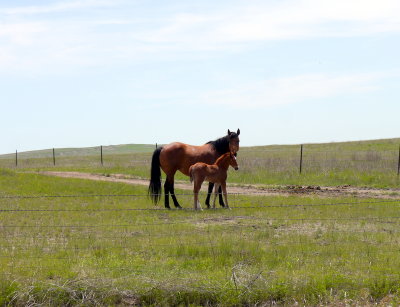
left=2, top=238, right=400, bottom=253
left=2, top=215, right=400, bottom=229
left=0, top=198, right=399, bottom=212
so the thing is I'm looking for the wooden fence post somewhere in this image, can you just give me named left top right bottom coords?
left=53, top=148, right=56, bottom=166
left=101, top=146, right=103, bottom=166
left=397, top=145, right=400, bottom=177
left=299, top=144, right=303, bottom=174
left=15, top=150, right=18, bottom=167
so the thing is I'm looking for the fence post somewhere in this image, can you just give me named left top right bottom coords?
left=53, top=148, right=56, bottom=166
left=299, top=144, right=303, bottom=174
left=15, top=150, right=18, bottom=168
left=101, top=146, right=103, bottom=166
left=397, top=145, right=400, bottom=177
left=156, top=143, right=158, bottom=149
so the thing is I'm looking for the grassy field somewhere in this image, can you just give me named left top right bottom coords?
left=1, top=138, right=400, bottom=305
left=1, top=138, right=399, bottom=188
left=1, top=167, right=400, bottom=305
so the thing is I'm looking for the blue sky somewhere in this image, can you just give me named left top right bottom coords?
left=1, top=0, right=399, bottom=154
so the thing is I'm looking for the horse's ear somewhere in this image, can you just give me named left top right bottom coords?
left=237, top=129, right=240, bottom=136
left=228, top=129, right=231, bottom=135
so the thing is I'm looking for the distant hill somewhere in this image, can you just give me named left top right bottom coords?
left=0, top=138, right=399, bottom=160
left=0, top=144, right=157, bottom=159
left=240, top=138, right=400, bottom=152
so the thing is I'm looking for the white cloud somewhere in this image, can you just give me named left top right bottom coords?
left=0, top=0, right=399, bottom=74
left=0, top=0, right=118, bottom=15
left=141, top=0, right=400, bottom=46
left=0, top=22, right=47, bottom=45
left=201, top=72, right=385, bottom=108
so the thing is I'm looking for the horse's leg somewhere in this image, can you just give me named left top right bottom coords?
left=170, top=182, right=182, bottom=209
left=221, top=182, right=230, bottom=209
left=218, top=185, right=225, bottom=208
left=164, top=181, right=170, bottom=209
left=205, top=182, right=214, bottom=208
left=166, top=174, right=182, bottom=209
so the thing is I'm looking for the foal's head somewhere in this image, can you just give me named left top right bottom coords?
left=216, top=152, right=239, bottom=171
left=229, top=151, right=239, bottom=170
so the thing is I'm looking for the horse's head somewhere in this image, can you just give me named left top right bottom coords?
left=229, top=151, right=239, bottom=171
left=228, top=129, right=240, bottom=154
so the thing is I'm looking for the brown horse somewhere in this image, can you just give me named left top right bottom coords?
left=148, top=129, right=240, bottom=209
left=189, top=152, right=238, bottom=210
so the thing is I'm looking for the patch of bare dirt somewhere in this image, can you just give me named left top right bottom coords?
left=40, top=171, right=400, bottom=200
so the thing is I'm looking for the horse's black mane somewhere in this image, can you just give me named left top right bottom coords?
left=206, top=136, right=229, bottom=155
left=207, top=132, right=239, bottom=155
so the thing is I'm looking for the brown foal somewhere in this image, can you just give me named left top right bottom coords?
left=189, top=152, right=238, bottom=210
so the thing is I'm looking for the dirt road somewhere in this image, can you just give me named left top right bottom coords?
left=39, top=171, right=400, bottom=200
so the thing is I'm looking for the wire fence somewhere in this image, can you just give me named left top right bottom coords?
left=0, top=198, right=399, bottom=212
left=2, top=194, right=400, bottom=280
left=1, top=144, right=400, bottom=175
left=1, top=195, right=400, bottom=228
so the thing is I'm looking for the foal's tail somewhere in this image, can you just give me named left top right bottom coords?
left=148, top=147, right=162, bottom=205
left=189, top=166, right=194, bottom=183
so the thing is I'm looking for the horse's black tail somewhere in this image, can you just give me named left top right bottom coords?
left=148, top=147, right=163, bottom=205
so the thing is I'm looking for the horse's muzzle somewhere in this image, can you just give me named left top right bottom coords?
left=234, top=167, right=239, bottom=170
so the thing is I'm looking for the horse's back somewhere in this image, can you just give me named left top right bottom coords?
left=160, top=142, right=217, bottom=176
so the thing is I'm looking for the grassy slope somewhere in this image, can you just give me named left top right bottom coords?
left=0, top=144, right=156, bottom=159
left=1, top=169, right=400, bottom=305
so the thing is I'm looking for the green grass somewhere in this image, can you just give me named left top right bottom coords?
left=1, top=169, right=400, bottom=305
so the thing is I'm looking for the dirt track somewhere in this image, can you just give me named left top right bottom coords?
left=40, top=171, right=400, bottom=200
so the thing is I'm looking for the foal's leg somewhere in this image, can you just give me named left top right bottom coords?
left=193, top=187, right=198, bottom=210
left=212, top=183, right=220, bottom=209
left=193, top=178, right=203, bottom=211
left=196, top=197, right=203, bottom=211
